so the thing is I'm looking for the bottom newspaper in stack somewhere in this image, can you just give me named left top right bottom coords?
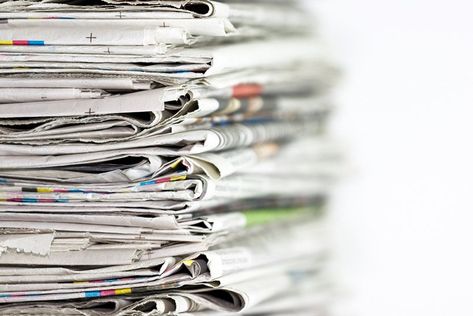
left=0, top=135, right=340, bottom=315
left=0, top=213, right=329, bottom=316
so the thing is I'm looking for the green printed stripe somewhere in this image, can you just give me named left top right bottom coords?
left=244, top=207, right=322, bottom=227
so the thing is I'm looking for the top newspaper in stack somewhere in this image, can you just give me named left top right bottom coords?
left=0, top=0, right=340, bottom=315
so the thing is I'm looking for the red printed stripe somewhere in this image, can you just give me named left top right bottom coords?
left=100, top=290, right=115, bottom=297
left=11, top=40, right=29, bottom=45
left=232, top=84, right=263, bottom=98
left=155, top=177, right=171, bottom=184
left=38, top=199, right=56, bottom=203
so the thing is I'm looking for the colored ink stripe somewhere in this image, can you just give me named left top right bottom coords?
left=115, top=288, right=132, bottom=295
left=138, top=174, right=187, bottom=187
left=84, top=288, right=132, bottom=298
left=38, top=199, right=56, bottom=203
left=6, top=198, right=38, bottom=203
left=36, top=187, right=84, bottom=193
left=22, top=187, right=38, bottom=193
left=84, top=291, right=100, bottom=298
left=155, top=177, right=172, bottom=184
left=45, top=17, right=75, bottom=20
left=28, top=187, right=58, bottom=193
left=0, top=197, right=70, bottom=203
left=138, top=180, right=157, bottom=187
left=0, top=40, right=44, bottom=46
left=74, top=278, right=120, bottom=285
left=170, top=175, right=187, bottom=181
left=232, top=84, right=263, bottom=98
left=170, top=159, right=182, bottom=169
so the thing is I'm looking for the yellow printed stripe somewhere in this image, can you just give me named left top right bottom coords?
left=0, top=40, right=13, bottom=45
left=182, top=260, right=194, bottom=267
left=115, top=288, right=132, bottom=295
left=171, top=175, right=187, bottom=181
left=170, top=159, right=182, bottom=169
left=37, top=187, right=54, bottom=193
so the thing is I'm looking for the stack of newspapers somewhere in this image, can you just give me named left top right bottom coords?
left=0, top=0, right=341, bottom=315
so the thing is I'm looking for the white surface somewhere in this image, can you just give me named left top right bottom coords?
left=307, top=1, right=473, bottom=315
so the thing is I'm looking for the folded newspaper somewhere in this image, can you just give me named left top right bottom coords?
left=0, top=0, right=341, bottom=315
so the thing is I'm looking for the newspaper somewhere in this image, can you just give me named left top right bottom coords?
left=0, top=0, right=339, bottom=315
left=0, top=216, right=326, bottom=314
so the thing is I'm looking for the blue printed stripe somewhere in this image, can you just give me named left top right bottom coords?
left=85, top=291, right=101, bottom=298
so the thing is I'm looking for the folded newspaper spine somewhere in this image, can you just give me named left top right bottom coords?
left=0, top=0, right=342, bottom=315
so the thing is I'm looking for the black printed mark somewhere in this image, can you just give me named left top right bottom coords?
left=86, top=33, right=97, bottom=43
left=85, top=108, right=95, bottom=115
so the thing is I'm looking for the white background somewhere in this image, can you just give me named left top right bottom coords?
left=305, top=1, right=473, bottom=315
